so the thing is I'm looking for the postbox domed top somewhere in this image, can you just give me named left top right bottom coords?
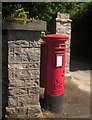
left=42, top=34, right=68, bottom=41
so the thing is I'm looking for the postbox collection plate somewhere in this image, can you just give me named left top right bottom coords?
left=56, top=55, right=62, bottom=67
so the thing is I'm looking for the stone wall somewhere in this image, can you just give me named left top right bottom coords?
left=2, top=14, right=71, bottom=118
left=2, top=21, right=46, bottom=119
left=56, top=12, right=72, bottom=79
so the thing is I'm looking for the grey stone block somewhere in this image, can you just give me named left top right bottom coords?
left=13, top=40, right=29, bottom=47
left=14, top=48, right=40, bottom=63
left=27, top=86, right=39, bottom=94
left=8, top=46, right=14, bottom=54
left=8, top=68, right=14, bottom=79
left=6, top=105, right=43, bottom=118
left=18, top=94, right=39, bottom=107
left=8, top=96, right=18, bottom=107
left=15, top=106, right=28, bottom=118
left=8, top=41, right=15, bottom=47
left=18, top=62, right=40, bottom=69
left=15, top=69, right=40, bottom=79
left=24, top=79, right=39, bottom=87
left=6, top=107, right=15, bottom=116
left=27, top=105, right=43, bottom=118
left=8, top=55, right=14, bottom=63
left=30, top=41, right=41, bottom=48
left=8, top=87, right=27, bottom=96
left=9, top=79, right=25, bottom=87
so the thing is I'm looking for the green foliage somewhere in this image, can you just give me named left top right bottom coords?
left=2, top=2, right=92, bottom=22
left=2, top=3, right=29, bottom=19
left=15, top=4, right=29, bottom=18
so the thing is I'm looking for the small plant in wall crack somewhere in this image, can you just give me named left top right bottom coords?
left=39, top=31, right=46, bottom=44
left=40, top=31, right=46, bottom=38
left=39, top=31, right=50, bottom=44
left=40, top=30, right=50, bottom=38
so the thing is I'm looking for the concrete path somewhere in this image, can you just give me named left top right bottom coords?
left=70, top=59, right=91, bottom=94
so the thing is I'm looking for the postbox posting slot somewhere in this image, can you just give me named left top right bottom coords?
left=55, top=48, right=65, bottom=54
left=55, top=47, right=65, bottom=50
left=55, top=52, right=64, bottom=54
left=55, top=49, right=64, bottom=51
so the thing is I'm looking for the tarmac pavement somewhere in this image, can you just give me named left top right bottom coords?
left=41, top=57, right=91, bottom=118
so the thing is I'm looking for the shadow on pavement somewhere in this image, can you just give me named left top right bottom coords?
left=70, top=55, right=91, bottom=71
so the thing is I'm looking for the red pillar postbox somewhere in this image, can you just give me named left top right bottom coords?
left=40, top=34, right=68, bottom=112
left=40, top=43, right=46, bottom=87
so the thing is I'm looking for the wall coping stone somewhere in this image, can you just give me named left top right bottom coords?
left=56, top=12, right=72, bottom=22
left=56, top=18, right=72, bottom=22
left=2, top=20, right=47, bottom=31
